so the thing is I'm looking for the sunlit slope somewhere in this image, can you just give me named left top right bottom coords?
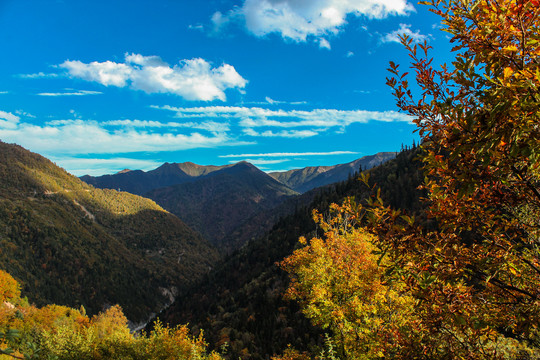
left=0, top=141, right=218, bottom=322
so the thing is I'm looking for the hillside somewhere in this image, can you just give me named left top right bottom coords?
left=157, top=148, right=426, bottom=359
left=269, top=152, right=397, bottom=193
left=0, top=141, right=218, bottom=323
left=146, top=162, right=298, bottom=247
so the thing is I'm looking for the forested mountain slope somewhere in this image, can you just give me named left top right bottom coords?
left=146, top=161, right=298, bottom=247
left=82, top=161, right=298, bottom=248
left=0, top=141, right=218, bottom=322
left=269, top=152, right=397, bottom=193
left=157, top=147, right=425, bottom=359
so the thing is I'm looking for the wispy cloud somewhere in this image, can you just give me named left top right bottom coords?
left=14, top=110, right=36, bottom=118
left=0, top=91, right=8, bottom=94
left=0, top=118, right=249, bottom=156
left=243, top=128, right=319, bottom=138
left=188, top=23, right=205, bottom=31
left=244, top=97, right=308, bottom=106
left=221, top=151, right=358, bottom=158
left=50, top=156, right=163, bottom=176
left=37, top=90, right=103, bottom=96
left=155, top=105, right=412, bottom=127
left=381, top=23, right=431, bottom=44
left=57, top=53, right=247, bottom=101
left=17, top=72, right=60, bottom=79
left=212, top=0, right=414, bottom=47
left=318, top=38, right=331, bottom=50
left=101, top=119, right=230, bottom=133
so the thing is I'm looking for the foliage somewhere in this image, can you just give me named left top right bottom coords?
left=280, top=202, right=417, bottom=359
left=0, top=272, right=223, bottom=360
left=275, top=0, right=540, bottom=357
left=0, top=141, right=218, bottom=322
left=339, top=0, right=540, bottom=357
left=0, top=271, right=20, bottom=303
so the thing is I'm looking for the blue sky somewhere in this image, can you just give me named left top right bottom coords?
left=0, top=0, right=453, bottom=176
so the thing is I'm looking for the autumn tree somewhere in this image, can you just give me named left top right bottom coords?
left=0, top=270, right=19, bottom=303
left=363, top=0, right=540, bottom=357
left=281, top=0, right=540, bottom=358
left=280, top=201, right=418, bottom=359
left=0, top=269, right=223, bottom=360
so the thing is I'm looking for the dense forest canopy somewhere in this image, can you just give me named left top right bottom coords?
left=278, top=0, right=540, bottom=358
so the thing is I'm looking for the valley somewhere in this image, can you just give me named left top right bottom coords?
left=0, top=140, right=410, bottom=358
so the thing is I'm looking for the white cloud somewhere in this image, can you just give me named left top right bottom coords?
left=346, top=51, right=355, bottom=57
left=213, top=0, right=414, bottom=46
left=382, top=23, right=431, bottom=44
left=221, top=151, right=358, bottom=158
left=188, top=23, right=205, bottom=31
left=50, top=156, right=162, bottom=176
left=319, top=38, right=331, bottom=50
left=243, top=128, right=319, bottom=138
left=17, top=72, right=59, bottom=79
left=156, top=105, right=412, bottom=127
left=0, top=118, right=248, bottom=156
left=58, top=53, right=247, bottom=101
left=15, top=110, right=36, bottom=118
left=37, top=90, right=103, bottom=96
left=46, top=118, right=230, bottom=135
left=101, top=119, right=230, bottom=133
left=265, top=96, right=277, bottom=104
left=245, top=97, right=308, bottom=105
left=0, top=91, right=8, bottom=94
left=60, top=60, right=131, bottom=86
left=0, top=110, right=20, bottom=129
left=152, top=104, right=412, bottom=139
left=211, top=11, right=229, bottom=32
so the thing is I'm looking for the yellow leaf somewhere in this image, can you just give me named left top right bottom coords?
left=504, top=67, right=513, bottom=78
left=503, top=45, right=518, bottom=52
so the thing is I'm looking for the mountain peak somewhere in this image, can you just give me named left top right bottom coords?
left=234, top=160, right=256, bottom=168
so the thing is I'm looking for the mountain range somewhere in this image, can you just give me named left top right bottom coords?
left=0, top=141, right=399, bottom=329
left=80, top=161, right=233, bottom=196
left=268, top=151, right=397, bottom=193
left=145, top=162, right=298, bottom=247
left=81, top=152, right=396, bottom=248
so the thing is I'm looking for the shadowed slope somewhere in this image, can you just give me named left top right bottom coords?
left=146, top=162, right=298, bottom=247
